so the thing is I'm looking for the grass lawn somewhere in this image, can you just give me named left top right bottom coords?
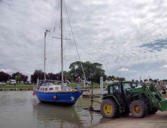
left=0, top=82, right=108, bottom=89
left=0, top=84, right=33, bottom=89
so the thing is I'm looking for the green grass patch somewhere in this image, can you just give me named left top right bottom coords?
left=0, top=82, right=108, bottom=89
left=68, top=83, right=77, bottom=88
left=0, top=84, right=33, bottom=89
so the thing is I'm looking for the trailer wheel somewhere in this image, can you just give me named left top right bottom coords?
left=100, top=99, right=118, bottom=118
left=130, top=100, right=147, bottom=118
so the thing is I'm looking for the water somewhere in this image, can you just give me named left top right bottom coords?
left=0, top=91, right=102, bottom=128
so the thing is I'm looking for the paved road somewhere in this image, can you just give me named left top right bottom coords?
left=93, top=111, right=167, bottom=128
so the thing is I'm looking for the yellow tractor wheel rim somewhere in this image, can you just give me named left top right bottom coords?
left=103, top=103, right=113, bottom=115
left=132, top=105, right=142, bottom=115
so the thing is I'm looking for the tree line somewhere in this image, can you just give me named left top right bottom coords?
left=31, top=61, right=125, bottom=83
left=30, top=61, right=107, bottom=83
left=0, top=72, right=28, bottom=83
left=0, top=61, right=125, bottom=83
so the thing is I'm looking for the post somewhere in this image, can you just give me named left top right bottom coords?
left=83, top=79, right=86, bottom=88
left=100, top=76, right=104, bottom=96
left=80, top=64, right=86, bottom=88
left=89, top=81, right=94, bottom=111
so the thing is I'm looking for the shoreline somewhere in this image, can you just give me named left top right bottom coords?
left=0, top=88, right=33, bottom=91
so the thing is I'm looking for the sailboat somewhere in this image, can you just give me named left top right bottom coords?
left=34, top=0, right=83, bottom=105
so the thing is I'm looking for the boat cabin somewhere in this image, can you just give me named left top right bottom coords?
left=37, top=81, right=73, bottom=92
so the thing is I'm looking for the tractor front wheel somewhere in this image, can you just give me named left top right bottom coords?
left=130, top=100, right=147, bottom=118
left=100, top=99, right=118, bottom=118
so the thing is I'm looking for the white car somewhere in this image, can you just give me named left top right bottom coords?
left=85, top=81, right=91, bottom=85
left=9, top=79, right=16, bottom=85
left=0, top=82, right=5, bottom=86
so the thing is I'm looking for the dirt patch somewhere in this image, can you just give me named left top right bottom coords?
left=93, top=111, right=167, bottom=128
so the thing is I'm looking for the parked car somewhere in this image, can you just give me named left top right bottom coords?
left=24, top=81, right=31, bottom=85
left=9, top=79, right=16, bottom=85
left=85, top=81, right=91, bottom=85
left=0, top=82, right=5, bottom=86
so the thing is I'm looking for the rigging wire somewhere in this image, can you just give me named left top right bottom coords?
left=63, top=0, right=87, bottom=84
left=52, top=0, right=61, bottom=33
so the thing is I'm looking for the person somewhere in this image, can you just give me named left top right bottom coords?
left=76, top=76, right=81, bottom=90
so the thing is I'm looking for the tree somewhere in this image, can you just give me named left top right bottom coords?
left=48, top=73, right=59, bottom=80
left=47, top=73, right=65, bottom=81
left=15, top=74, right=21, bottom=83
left=31, top=70, right=70, bottom=83
left=107, top=75, right=115, bottom=81
left=63, top=71, right=72, bottom=81
left=12, top=72, right=28, bottom=83
left=69, top=61, right=106, bottom=83
left=31, top=70, right=45, bottom=83
left=115, top=77, right=125, bottom=82
left=0, top=71, right=11, bottom=82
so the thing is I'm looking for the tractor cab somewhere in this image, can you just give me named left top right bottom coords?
left=101, top=81, right=167, bottom=118
left=107, top=81, right=141, bottom=94
left=106, top=82, right=139, bottom=109
left=109, top=81, right=141, bottom=94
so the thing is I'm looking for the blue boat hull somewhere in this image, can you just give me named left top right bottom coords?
left=34, top=91, right=83, bottom=105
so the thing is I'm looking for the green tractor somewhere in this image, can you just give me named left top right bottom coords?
left=100, top=81, right=167, bottom=118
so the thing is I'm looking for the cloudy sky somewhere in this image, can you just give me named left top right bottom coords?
left=0, top=0, right=167, bottom=80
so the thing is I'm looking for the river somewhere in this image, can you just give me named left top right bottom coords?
left=0, top=91, right=102, bottom=128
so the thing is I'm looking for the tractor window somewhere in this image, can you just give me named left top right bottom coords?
left=114, top=85, right=119, bottom=90
left=113, top=85, right=121, bottom=93
left=136, top=83, right=142, bottom=88
left=109, top=86, right=113, bottom=93
left=132, top=83, right=137, bottom=88
left=123, top=83, right=132, bottom=90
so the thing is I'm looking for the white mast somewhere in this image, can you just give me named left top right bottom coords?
left=44, top=29, right=50, bottom=81
left=60, top=0, right=64, bottom=86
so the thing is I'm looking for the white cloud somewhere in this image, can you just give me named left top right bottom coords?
left=0, top=0, right=167, bottom=79
left=118, top=67, right=129, bottom=72
left=161, top=65, right=167, bottom=68
left=0, top=68, right=12, bottom=74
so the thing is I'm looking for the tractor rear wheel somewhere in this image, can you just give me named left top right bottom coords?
left=130, top=100, right=147, bottom=118
left=100, top=99, right=118, bottom=118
